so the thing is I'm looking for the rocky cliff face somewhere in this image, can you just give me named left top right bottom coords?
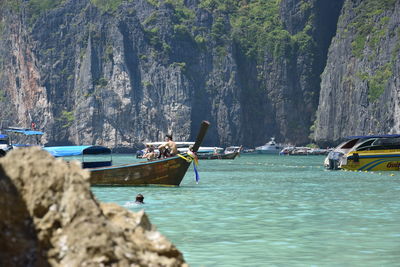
left=314, top=0, right=400, bottom=145
left=0, top=148, right=187, bottom=266
left=0, top=0, right=344, bottom=148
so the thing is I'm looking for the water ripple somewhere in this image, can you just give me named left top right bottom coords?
left=92, top=154, right=400, bottom=267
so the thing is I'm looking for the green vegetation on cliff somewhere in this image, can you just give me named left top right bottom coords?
left=349, top=0, right=397, bottom=58
left=0, top=89, right=5, bottom=102
left=28, top=0, right=62, bottom=13
left=199, top=0, right=315, bottom=60
left=1, top=0, right=21, bottom=12
left=91, top=0, right=130, bottom=13
left=1, top=0, right=63, bottom=15
left=0, top=21, right=4, bottom=40
left=58, top=110, right=75, bottom=128
left=357, top=63, right=393, bottom=102
left=349, top=0, right=397, bottom=102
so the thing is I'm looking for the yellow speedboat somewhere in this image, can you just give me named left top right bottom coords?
left=340, top=149, right=400, bottom=171
left=325, top=135, right=400, bottom=171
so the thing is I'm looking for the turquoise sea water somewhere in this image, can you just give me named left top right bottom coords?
left=92, top=154, right=400, bottom=267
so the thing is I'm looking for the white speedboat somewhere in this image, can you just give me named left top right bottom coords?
left=224, top=146, right=242, bottom=154
left=324, top=136, right=369, bottom=169
left=255, top=137, right=283, bottom=154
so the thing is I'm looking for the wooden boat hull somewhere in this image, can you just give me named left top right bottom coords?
left=197, top=152, right=239, bottom=160
left=89, top=120, right=210, bottom=186
left=89, top=156, right=191, bottom=186
left=340, top=150, right=400, bottom=171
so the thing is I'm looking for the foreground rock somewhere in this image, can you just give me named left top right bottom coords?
left=0, top=148, right=188, bottom=266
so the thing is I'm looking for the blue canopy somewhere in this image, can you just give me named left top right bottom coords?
left=346, top=134, right=400, bottom=139
left=43, top=146, right=111, bottom=157
left=5, top=129, right=44, bottom=135
left=0, top=134, right=8, bottom=139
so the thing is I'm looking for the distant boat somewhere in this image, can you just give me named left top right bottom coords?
left=137, top=142, right=223, bottom=158
left=5, top=127, right=44, bottom=148
left=0, top=127, right=44, bottom=156
left=196, top=151, right=239, bottom=160
left=241, top=148, right=256, bottom=154
left=280, top=146, right=329, bottom=156
left=224, top=146, right=242, bottom=154
left=255, top=137, right=283, bottom=154
left=0, top=134, right=12, bottom=157
left=195, top=146, right=242, bottom=160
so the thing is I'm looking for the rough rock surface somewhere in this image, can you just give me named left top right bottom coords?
left=0, top=148, right=187, bottom=266
left=314, top=0, right=400, bottom=145
left=0, top=0, right=343, bottom=148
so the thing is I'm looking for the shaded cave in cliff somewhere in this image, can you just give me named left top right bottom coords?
left=313, top=0, right=345, bottom=73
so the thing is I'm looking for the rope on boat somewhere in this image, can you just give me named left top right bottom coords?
left=177, top=151, right=198, bottom=164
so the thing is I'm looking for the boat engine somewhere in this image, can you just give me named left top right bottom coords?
left=326, top=151, right=342, bottom=170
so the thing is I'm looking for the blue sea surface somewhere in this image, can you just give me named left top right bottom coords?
left=92, top=154, right=400, bottom=267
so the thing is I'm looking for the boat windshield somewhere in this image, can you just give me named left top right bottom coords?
left=354, top=139, right=376, bottom=151
left=370, top=137, right=400, bottom=150
left=341, top=138, right=360, bottom=149
left=356, top=137, right=400, bottom=151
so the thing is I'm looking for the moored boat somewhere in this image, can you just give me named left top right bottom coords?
left=224, top=146, right=242, bottom=154
left=325, top=134, right=400, bottom=171
left=241, top=148, right=256, bottom=154
left=5, top=127, right=44, bottom=148
left=339, top=135, right=400, bottom=171
left=43, top=145, right=113, bottom=168
left=255, top=137, right=283, bottom=154
left=0, top=127, right=44, bottom=156
left=197, top=151, right=239, bottom=160
left=0, top=134, right=12, bottom=157
left=280, top=146, right=329, bottom=156
left=195, top=145, right=242, bottom=160
left=137, top=142, right=223, bottom=158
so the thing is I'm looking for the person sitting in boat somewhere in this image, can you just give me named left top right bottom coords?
left=135, top=194, right=144, bottom=204
left=143, top=145, right=156, bottom=160
left=158, top=134, right=178, bottom=158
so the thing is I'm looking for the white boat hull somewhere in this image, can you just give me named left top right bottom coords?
left=255, top=137, right=282, bottom=154
left=256, top=148, right=281, bottom=154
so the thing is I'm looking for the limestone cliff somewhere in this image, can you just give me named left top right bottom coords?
left=314, top=0, right=400, bottom=145
left=0, top=148, right=187, bottom=266
left=0, top=0, right=344, bottom=148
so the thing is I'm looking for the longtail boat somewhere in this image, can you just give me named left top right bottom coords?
left=89, top=121, right=210, bottom=186
left=197, top=151, right=239, bottom=160
left=196, top=146, right=241, bottom=160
